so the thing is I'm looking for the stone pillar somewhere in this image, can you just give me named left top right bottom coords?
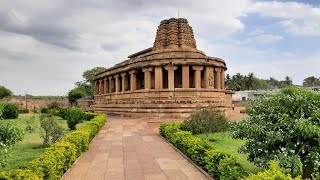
left=114, top=74, right=120, bottom=93
left=204, top=66, right=214, bottom=88
left=182, top=66, right=189, bottom=88
left=104, top=77, right=108, bottom=94
left=142, top=67, right=153, bottom=90
left=165, top=65, right=177, bottom=90
left=121, top=73, right=127, bottom=93
left=154, top=66, right=163, bottom=90
left=129, top=70, right=138, bottom=92
left=221, top=69, right=225, bottom=90
left=215, top=67, right=221, bottom=89
left=108, top=76, right=113, bottom=93
left=94, top=81, right=98, bottom=95
left=192, top=66, right=204, bottom=89
left=98, top=79, right=102, bottom=94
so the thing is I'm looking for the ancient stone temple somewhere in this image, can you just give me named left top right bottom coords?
left=93, top=18, right=233, bottom=118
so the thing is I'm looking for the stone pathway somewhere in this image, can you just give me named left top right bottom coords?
left=62, top=116, right=209, bottom=180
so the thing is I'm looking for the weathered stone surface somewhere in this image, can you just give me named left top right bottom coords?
left=93, top=18, right=233, bottom=118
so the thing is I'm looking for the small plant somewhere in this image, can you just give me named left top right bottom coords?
left=18, top=109, right=29, bottom=114
left=182, top=107, right=228, bottom=138
left=40, top=108, right=49, bottom=114
left=47, top=101, right=60, bottom=110
left=0, top=120, right=24, bottom=167
left=39, top=114, right=63, bottom=146
left=25, top=116, right=36, bottom=133
left=65, top=108, right=84, bottom=130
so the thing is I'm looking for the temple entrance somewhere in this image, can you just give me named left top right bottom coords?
left=201, top=69, right=205, bottom=88
left=174, top=66, right=182, bottom=88
left=189, top=66, right=195, bottom=88
left=136, top=69, right=144, bottom=90
left=151, top=70, right=155, bottom=89
left=162, top=67, right=168, bottom=89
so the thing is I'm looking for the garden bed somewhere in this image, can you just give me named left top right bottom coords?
left=196, top=132, right=262, bottom=174
left=1, top=114, right=90, bottom=170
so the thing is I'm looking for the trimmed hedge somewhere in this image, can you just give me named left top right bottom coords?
left=160, top=122, right=303, bottom=180
left=0, top=114, right=107, bottom=180
left=159, top=122, right=244, bottom=180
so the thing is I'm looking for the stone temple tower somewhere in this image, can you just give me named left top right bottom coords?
left=93, top=18, right=233, bottom=118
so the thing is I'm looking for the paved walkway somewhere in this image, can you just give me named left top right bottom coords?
left=62, top=116, right=209, bottom=180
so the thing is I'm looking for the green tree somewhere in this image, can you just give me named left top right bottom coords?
left=74, top=67, right=106, bottom=96
left=231, top=87, right=320, bottom=178
left=303, top=76, right=320, bottom=87
left=67, top=88, right=85, bottom=105
left=0, top=86, right=13, bottom=99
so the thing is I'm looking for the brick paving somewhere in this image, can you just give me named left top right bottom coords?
left=62, top=116, right=209, bottom=180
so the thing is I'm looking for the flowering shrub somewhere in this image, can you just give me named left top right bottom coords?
left=231, top=87, right=320, bottom=178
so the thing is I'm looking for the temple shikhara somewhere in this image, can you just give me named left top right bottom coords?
left=93, top=18, right=233, bottom=118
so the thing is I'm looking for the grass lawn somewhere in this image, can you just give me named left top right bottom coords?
left=197, top=131, right=263, bottom=174
left=1, top=113, right=88, bottom=170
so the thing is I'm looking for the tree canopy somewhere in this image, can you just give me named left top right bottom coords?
left=73, top=67, right=106, bottom=96
left=232, top=87, right=320, bottom=178
left=303, top=76, right=320, bottom=87
left=0, top=86, right=13, bottom=99
left=225, top=73, right=294, bottom=91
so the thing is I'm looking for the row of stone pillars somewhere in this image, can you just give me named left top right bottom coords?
left=94, top=65, right=225, bottom=95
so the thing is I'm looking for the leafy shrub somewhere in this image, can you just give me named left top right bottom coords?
left=25, top=116, right=36, bottom=133
left=0, top=120, right=24, bottom=146
left=204, top=150, right=245, bottom=180
left=58, top=107, right=68, bottom=119
left=68, top=88, right=85, bottom=105
left=231, top=87, right=320, bottom=178
left=244, top=161, right=302, bottom=180
left=47, top=101, right=60, bottom=110
left=84, top=112, right=97, bottom=121
left=159, top=122, right=244, bottom=179
left=181, top=107, right=228, bottom=138
left=18, top=109, right=29, bottom=114
left=40, top=107, right=49, bottom=114
left=0, top=103, right=18, bottom=119
left=26, top=141, right=77, bottom=179
left=65, top=108, right=84, bottom=130
left=0, top=169, right=40, bottom=180
left=0, top=114, right=107, bottom=179
left=0, top=120, right=24, bottom=167
left=39, top=114, right=63, bottom=146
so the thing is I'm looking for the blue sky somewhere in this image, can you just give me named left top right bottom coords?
left=0, top=0, right=319, bottom=95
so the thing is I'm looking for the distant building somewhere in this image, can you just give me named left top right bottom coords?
left=232, top=89, right=280, bottom=101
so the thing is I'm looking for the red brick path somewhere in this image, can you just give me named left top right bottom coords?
left=62, top=116, right=209, bottom=180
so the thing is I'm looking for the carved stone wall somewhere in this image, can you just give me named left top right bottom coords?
left=153, top=18, right=197, bottom=49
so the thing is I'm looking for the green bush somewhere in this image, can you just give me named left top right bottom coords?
left=63, top=130, right=90, bottom=156
left=231, top=87, right=320, bottom=178
left=58, top=107, right=68, bottom=119
left=25, top=116, right=36, bottom=133
left=181, top=107, right=228, bottom=138
left=204, top=150, right=245, bottom=180
left=244, top=161, right=302, bottom=180
left=18, top=109, right=29, bottom=114
left=0, top=120, right=24, bottom=167
left=0, top=103, right=18, bottom=119
left=40, top=107, right=49, bottom=114
left=47, top=101, right=60, bottom=110
left=26, top=141, right=77, bottom=179
left=0, top=169, right=40, bottom=180
left=39, top=114, right=64, bottom=146
left=159, top=122, right=244, bottom=179
left=65, top=108, right=84, bottom=130
left=84, top=112, right=97, bottom=121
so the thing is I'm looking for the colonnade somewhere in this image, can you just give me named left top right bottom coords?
left=94, top=65, right=225, bottom=95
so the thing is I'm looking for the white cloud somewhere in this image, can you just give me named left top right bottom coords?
left=248, top=1, right=320, bottom=36
left=237, top=34, right=283, bottom=45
